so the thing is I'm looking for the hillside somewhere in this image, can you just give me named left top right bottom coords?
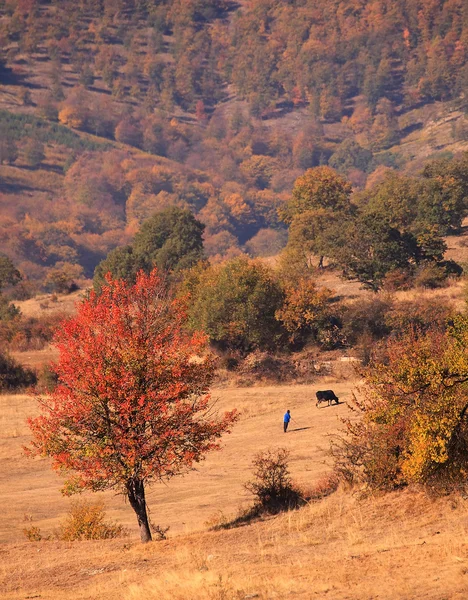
left=0, top=0, right=468, bottom=291
left=3, top=485, right=468, bottom=599
left=3, top=3, right=468, bottom=599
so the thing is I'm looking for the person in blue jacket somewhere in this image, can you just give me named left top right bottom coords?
left=283, top=409, right=291, bottom=433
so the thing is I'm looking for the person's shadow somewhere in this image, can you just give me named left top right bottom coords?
left=290, top=427, right=311, bottom=432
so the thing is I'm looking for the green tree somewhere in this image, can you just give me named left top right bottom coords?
left=0, top=131, right=18, bottom=165
left=0, top=294, right=20, bottom=321
left=360, top=173, right=420, bottom=232
left=94, top=208, right=205, bottom=289
left=281, top=168, right=354, bottom=270
left=0, top=254, right=21, bottom=290
left=0, top=254, right=21, bottom=322
left=132, top=207, right=205, bottom=273
left=79, top=64, right=95, bottom=88
left=0, top=349, right=36, bottom=391
left=421, top=154, right=468, bottom=233
left=187, top=257, right=284, bottom=353
left=329, top=140, right=373, bottom=174
left=329, top=213, right=419, bottom=291
left=93, top=246, right=145, bottom=291
left=281, top=209, right=341, bottom=272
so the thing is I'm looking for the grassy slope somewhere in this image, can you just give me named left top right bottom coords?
left=3, top=474, right=468, bottom=598
left=2, top=354, right=468, bottom=599
left=2, top=273, right=468, bottom=598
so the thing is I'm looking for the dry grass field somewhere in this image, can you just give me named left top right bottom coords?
left=4, top=484, right=468, bottom=600
left=2, top=363, right=468, bottom=599
left=0, top=373, right=354, bottom=545
left=13, top=289, right=87, bottom=318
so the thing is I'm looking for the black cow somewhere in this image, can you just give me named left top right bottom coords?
left=316, top=390, right=339, bottom=407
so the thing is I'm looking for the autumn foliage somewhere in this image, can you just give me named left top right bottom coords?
left=1, top=0, right=468, bottom=290
left=334, top=317, right=468, bottom=491
left=26, top=270, right=238, bottom=542
left=275, top=279, right=336, bottom=346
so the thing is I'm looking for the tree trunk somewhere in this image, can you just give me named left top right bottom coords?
left=318, top=256, right=324, bottom=269
left=126, top=477, right=152, bottom=543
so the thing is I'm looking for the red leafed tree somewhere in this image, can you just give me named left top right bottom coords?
left=26, top=270, right=238, bottom=543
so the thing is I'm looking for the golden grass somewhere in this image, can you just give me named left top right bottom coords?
left=2, top=487, right=468, bottom=599
left=393, top=276, right=467, bottom=310
left=14, top=288, right=85, bottom=318
left=0, top=378, right=355, bottom=546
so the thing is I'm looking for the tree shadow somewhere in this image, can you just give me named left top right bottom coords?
left=0, top=178, right=50, bottom=194
left=209, top=492, right=308, bottom=531
left=40, top=163, right=64, bottom=174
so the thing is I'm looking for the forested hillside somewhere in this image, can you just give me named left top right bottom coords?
left=0, top=0, right=468, bottom=290
left=3, top=0, right=467, bottom=116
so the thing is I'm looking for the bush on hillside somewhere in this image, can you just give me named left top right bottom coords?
left=413, top=263, right=450, bottom=289
left=24, top=501, right=127, bottom=542
left=44, top=264, right=83, bottom=294
left=332, top=318, right=468, bottom=491
left=0, top=294, right=20, bottom=321
left=58, top=500, right=126, bottom=541
left=36, top=363, right=58, bottom=393
left=235, top=351, right=297, bottom=383
left=0, top=313, right=63, bottom=351
left=245, top=448, right=305, bottom=514
left=340, top=296, right=451, bottom=357
left=0, top=351, right=36, bottom=391
left=384, top=298, right=452, bottom=336
left=340, top=296, right=393, bottom=347
left=208, top=448, right=307, bottom=530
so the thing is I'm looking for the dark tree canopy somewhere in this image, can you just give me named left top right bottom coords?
left=421, top=155, right=468, bottom=233
left=0, top=254, right=21, bottom=290
left=133, top=206, right=205, bottom=272
left=283, top=165, right=463, bottom=290
left=330, top=213, right=419, bottom=291
left=93, top=245, right=145, bottom=291
left=329, top=140, right=373, bottom=174
left=94, top=207, right=205, bottom=289
left=0, top=254, right=21, bottom=322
